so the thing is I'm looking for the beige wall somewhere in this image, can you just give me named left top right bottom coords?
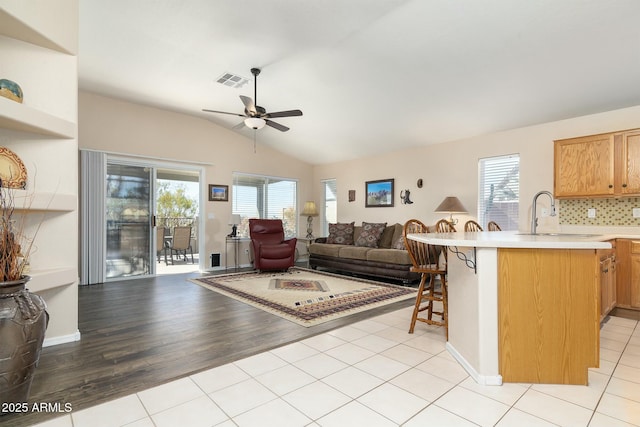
left=80, top=91, right=640, bottom=269
left=313, top=105, right=640, bottom=232
left=79, top=91, right=314, bottom=268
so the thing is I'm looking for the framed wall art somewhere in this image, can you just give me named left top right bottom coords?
left=365, top=179, right=394, bottom=207
left=208, top=184, right=229, bottom=202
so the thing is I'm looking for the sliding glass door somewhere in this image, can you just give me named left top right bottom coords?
left=106, top=162, right=153, bottom=279
left=80, top=151, right=203, bottom=284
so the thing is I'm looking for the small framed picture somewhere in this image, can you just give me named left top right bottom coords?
left=365, top=179, right=394, bottom=207
left=209, top=184, right=229, bottom=202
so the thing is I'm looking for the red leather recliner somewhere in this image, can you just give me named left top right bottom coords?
left=249, top=219, right=297, bottom=271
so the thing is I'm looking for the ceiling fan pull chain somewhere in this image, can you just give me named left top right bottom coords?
left=253, top=130, right=257, bottom=153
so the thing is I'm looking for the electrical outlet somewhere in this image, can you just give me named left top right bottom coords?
left=588, top=208, right=597, bottom=218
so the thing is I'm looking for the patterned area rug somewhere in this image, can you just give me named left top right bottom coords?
left=190, top=268, right=417, bottom=327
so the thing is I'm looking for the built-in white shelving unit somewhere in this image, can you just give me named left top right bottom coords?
left=14, top=190, right=77, bottom=212
left=28, top=267, right=77, bottom=293
left=0, top=96, right=76, bottom=139
left=0, top=0, right=79, bottom=344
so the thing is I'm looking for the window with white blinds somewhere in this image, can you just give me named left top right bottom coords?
left=232, top=173, right=298, bottom=238
left=478, top=154, right=520, bottom=230
left=322, top=179, right=337, bottom=236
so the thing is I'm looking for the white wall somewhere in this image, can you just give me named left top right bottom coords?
left=313, top=105, right=640, bottom=232
left=79, top=91, right=314, bottom=268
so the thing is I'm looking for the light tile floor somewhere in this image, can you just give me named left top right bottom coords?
left=34, top=307, right=640, bottom=427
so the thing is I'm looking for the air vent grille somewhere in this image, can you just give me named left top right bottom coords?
left=216, top=72, right=249, bottom=89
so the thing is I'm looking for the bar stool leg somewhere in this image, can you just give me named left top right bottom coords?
left=409, top=273, right=428, bottom=334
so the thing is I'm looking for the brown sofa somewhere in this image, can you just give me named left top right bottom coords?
left=308, top=222, right=420, bottom=283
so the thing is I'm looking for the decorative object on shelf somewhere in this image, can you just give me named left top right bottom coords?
left=366, top=179, right=394, bottom=207
left=0, top=181, right=48, bottom=407
left=228, top=214, right=241, bottom=237
left=301, top=201, right=319, bottom=239
left=348, top=190, right=355, bottom=202
left=0, top=79, right=23, bottom=103
left=0, top=147, right=27, bottom=189
left=400, top=189, right=413, bottom=204
left=208, top=184, right=228, bottom=202
left=435, top=196, right=468, bottom=225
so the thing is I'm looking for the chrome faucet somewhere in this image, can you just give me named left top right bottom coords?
left=531, top=191, right=556, bottom=234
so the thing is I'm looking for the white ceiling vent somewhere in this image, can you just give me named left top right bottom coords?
left=216, top=72, right=249, bottom=89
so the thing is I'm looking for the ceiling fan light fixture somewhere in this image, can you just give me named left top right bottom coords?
left=244, top=117, right=266, bottom=129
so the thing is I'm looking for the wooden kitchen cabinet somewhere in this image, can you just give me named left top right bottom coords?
left=615, top=130, right=640, bottom=195
left=554, top=128, right=640, bottom=198
left=616, top=239, right=640, bottom=309
left=498, top=248, right=599, bottom=384
left=599, top=241, right=616, bottom=320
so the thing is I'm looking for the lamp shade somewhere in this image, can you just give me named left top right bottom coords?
left=434, top=196, right=468, bottom=214
left=244, top=117, right=266, bottom=129
left=228, top=214, right=241, bottom=225
left=301, top=201, right=318, bottom=216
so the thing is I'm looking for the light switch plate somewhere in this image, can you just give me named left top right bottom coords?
left=633, top=208, right=640, bottom=218
left=588, top=208, right=597, bottom=218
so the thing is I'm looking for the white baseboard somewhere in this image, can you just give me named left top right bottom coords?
left=43, top=330, right=81, bottom=347
left=446, top=342, right=502, bottom=386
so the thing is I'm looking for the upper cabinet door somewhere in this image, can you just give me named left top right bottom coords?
left=554, top=134, right=615, bottom=198
left=618, top=130, right=640, bottom=195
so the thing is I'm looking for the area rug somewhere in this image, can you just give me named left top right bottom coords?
left=190, top=268, right=417, bottom=327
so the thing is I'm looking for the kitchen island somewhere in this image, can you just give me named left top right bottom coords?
left=406, top=231, right=611, bottom=386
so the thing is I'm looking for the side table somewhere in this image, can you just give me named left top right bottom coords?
left=296, top=237, right=313, bottom=266
left=225, top=236, right=242, bottom=271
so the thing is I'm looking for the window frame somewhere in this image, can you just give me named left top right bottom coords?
left=321, top=179, right=337, bottom=237
left=478, top=154, right=520, bottom=231
left=232, top=172, right=298, bottom=238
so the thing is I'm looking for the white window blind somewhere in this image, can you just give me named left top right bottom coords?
left=322, top=179, right=337, bottom=236
left=478, top=154, right=520, bottom=230
left=232, top=173, right=297, bottom=237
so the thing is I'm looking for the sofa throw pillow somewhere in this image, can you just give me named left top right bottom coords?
left=392, top=234, right=406, bottom=250
left=355, top=222, right=387, bottom=248
left=326, top=222, right=355, bottom=245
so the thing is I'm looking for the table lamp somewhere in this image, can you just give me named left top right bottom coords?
left=301, top=201, right=319, bottom=239
left=228, top=214, right=241, bottom=237
left=435, top=196, right=468, bottom=225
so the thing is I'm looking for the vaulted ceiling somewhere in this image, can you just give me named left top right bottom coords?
left=79, top=0, right=640, bottom=165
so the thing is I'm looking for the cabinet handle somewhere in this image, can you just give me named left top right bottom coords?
left=609, top=184, right=613, bottom=188
left=623, top=183, right=628, bottom=188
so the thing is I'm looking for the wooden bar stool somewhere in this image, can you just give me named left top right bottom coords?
left=464, top=220, right=483, bottom=232
left=487, top=221, right=502, bottom=231
left=403, top=219, right=448, bottom=339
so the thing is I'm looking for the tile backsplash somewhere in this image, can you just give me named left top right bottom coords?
left=560, top=197, right=640, bottom=226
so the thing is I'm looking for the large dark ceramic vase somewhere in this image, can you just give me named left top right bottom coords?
left=0, top=276, right=48, bottom=408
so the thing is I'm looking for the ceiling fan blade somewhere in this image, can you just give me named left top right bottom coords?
left=239, top=95, right=257, bottom=115
left=265, top=119, right=290, bottom=132
left=264, top=109, right=303, bottom=119
left=202, top=108, right=245, bottom=117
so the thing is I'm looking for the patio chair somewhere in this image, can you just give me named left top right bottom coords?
left=167, top=226, right=194, bottom=264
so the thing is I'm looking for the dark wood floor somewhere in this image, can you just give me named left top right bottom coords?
left=3, top=267, right=414, bottom=426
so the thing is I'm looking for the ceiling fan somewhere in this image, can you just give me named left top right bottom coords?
left=203, top=68, right=303, bottom=132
